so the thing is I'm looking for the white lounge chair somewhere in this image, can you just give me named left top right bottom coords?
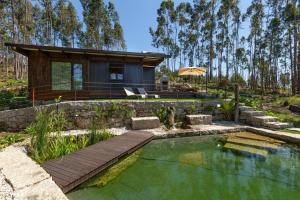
left=137, top=88, right=160, bottom=98
left=124, top=87, right=146, bottom=98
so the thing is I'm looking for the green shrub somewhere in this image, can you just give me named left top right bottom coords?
left=153, top=106, right=175, bottom=129
left=0, top=91, right=14, bottom=109
left=9, top=98, right=31, bottom=109
left=219, top=101, right=234, bottom=120
left=240, top=97, right=263, bottom=109
left=265, top=110, right=300, bottom=127
left=27, top=108, right=112, bottom=163
left=0, top=134, right=26, bottom=149
left=0, top=91, right=31, bottom=110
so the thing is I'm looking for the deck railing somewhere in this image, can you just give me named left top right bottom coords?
left=29, top=80, right=210, bottom=106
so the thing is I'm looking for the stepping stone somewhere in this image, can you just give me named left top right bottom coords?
left=227, top=137, right=280, bottom=151
left=233, top=132, right=285, bottom=144
left=241, top=110, right=264, bottom=117
left=251, top=116, right=278, bottom=126
left=131, top=117, right=160, bottom=130
left=223, top=143, right=268, bottom=158
left=186, top=114, right=212, bottom=125
left=265, top=122, right=293, bottom=130
left=239, top=106, right=254, bottom=112
left=287, top=128, right=300, bottom=132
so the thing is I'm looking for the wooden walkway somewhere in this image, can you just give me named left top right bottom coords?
left=42, top=131, right=154, bottom=193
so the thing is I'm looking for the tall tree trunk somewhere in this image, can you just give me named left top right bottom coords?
left=218, top=49, right=223, bottom=84
left=289, top=30, right=296, bottom=94
left=208, top=0, right=215, bottom=80
left=293, top=26, right=298, bottom=94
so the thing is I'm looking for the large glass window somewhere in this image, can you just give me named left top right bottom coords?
left=109, top=64, right=124, bottom=81
left=73, top=64, right=83, bottom=90
left=52, top=62, right=72, bottom=90
left=51, top=62, right=83, bottom=90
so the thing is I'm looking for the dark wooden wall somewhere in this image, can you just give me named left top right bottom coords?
left=28, top=51, right=156, bottom=100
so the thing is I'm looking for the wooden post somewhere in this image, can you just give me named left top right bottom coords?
left=234, top=84, right=240, bottom=123
left=32, top=87, right=35, bottom=107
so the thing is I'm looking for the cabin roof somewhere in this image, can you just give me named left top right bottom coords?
left=5, top=43, right=170, bottom=67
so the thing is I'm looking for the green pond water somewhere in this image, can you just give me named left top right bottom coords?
left=68, top=135, right=300, bottom=200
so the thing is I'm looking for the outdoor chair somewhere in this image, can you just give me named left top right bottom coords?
left=124, top=87, right=146, bottom=98
left=137, top=88, right=160, bottom=98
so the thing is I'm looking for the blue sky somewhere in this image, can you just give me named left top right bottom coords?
left=72, top=0, right=251, bottom=52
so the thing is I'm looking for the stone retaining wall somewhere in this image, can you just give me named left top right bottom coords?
left=0, top=100, right=224, bottom=131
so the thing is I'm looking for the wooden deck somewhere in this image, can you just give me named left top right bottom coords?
left=42, top=131, right=154, bottom=193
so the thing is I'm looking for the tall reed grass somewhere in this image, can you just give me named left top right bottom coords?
left=27, top=108, right=112, bottom=163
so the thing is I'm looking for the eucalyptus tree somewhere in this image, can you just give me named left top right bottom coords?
left=0, top=0, right=10, bottom=75
left=38, top=0, right=56, bottom=45
left=176, top=2, right=192, bottom=67
left=231, top=0, right=241, bottom=77
left=207, top=0, right=217, bottom=79
left=150, top=0, right=176, bottom=70
left=279, top=1, right=300, bottom=94
left=216, top=0, right=230, bottom=81
left=54, top=0, right=81, bottom=47
left=217, top=0, right=238, bottom=80
left=243, top=0, right=265, bottom=91
left=32, top=4, right=44, bottom=44
left=3, top=0, right=35, bottom=79
left=192, top=0, right=209, bottom=68
left=80, top=0, right=107, bottom=49
left=107, top=1, right=126, bottom=50
left=263, top=0, right=285, bottom=92
left=80, top=0, right=125, bottom=50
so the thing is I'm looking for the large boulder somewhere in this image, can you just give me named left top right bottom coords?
left=186, top=114, right=212, bottom=125
left=131, top=117, right=160, bottom=130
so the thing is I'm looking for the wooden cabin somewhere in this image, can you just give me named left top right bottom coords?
left=5, top=43, right=169, bottom=100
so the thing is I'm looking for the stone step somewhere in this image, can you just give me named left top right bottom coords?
left=240, top=110, right=264, bottom=117
left=223, top=143, right=268, bottom=158
left=131, top=117, right=160, bottom=130
left=186, top=114, right=212, bottom=125
left=239, top=106, right=255, bottom=112
left=227, top=137, right=280, bottom=151
left=233, top=132, right=285, bottom=144
left=264, top=122, right=293, bottom=130
left=251, top=116, right=278, bottom=125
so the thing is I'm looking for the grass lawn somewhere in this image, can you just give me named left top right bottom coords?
left=272, top=96, right=300, bottom=106
left=264, top=110, right=300, bottom=127
left=90, top=97, right=222, bottom=103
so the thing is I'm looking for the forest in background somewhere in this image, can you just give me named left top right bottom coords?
left=150, top=0, right=300, bottom=95
left=0, top=0, right=300, bottom=96
left=0, top=0, right=125, bottom=82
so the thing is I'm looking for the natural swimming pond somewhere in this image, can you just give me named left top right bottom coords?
left=68, top=133, right=300, bottom=200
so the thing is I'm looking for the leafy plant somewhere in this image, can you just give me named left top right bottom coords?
left=240, top=97, right=263, bottom=109
left=0, top=91, right=31, bottom=110
left=153, top=106, right=175, bottom=129
left=219, top=101, right=234, bottom=120
left=191, top=102, right=197, bottom=113
left=0, top=134, right=27, bottom=149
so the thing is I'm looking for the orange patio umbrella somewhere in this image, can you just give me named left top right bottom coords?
left=178, top=67, right=207, bottom=76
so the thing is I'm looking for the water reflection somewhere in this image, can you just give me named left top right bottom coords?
left=68, top=134, right=300, bottom=200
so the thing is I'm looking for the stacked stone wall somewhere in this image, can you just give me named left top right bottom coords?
left=0, top=100, right=224, bottom=131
